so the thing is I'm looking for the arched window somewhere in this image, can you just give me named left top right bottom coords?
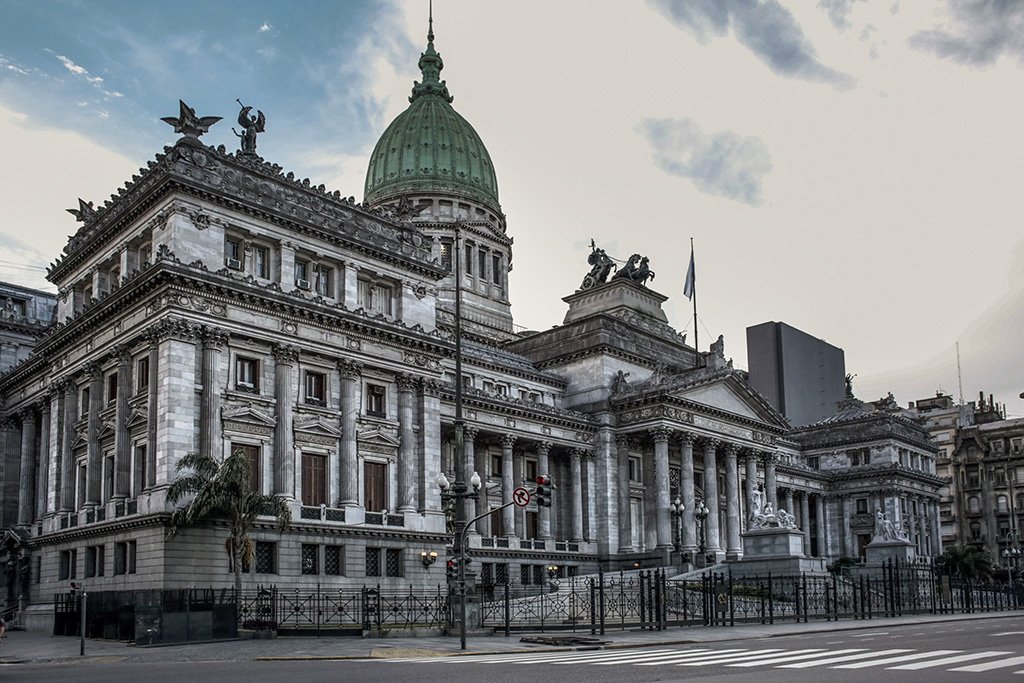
left=996, top=495, right=1009, bottom=514
left=968, top=496, right=981, bottom=514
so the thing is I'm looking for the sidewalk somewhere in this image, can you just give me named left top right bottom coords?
left=1, top=610, right=1021, bottom=666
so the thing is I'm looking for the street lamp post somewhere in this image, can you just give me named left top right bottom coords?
left=694, top=499, right=710, bottom=568
left=669, top=496, right=684, bottom=563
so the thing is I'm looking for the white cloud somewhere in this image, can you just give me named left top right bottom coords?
left=910, top=0, right=1024, bottom=66
left=259, top=22, right=272, bottom=33
left=55, top=54, right=87, bottom=75
left=638, top=118, right=772, bottom=205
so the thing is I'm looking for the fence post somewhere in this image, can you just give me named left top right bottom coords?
left=599, top=568, right=606, bottom=635
left=767, top=572, right=774, bottom=625
left=728, top=569, right=735, bottom=628
left=832, top=572, right=839, bottom=621
left=589, top=577, right=596, bottom=636
left=504, top=581, right=511, bottom=637
left=802, top=573, right=809, bottom=623
left=656, top=569, right=664, bottom=631
left=639, top=570, right=647, bottom=630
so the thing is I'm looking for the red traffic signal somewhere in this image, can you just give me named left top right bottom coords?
left=535, top=474, right=553, bottom=507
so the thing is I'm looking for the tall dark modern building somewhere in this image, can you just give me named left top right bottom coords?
left=746, top=321, right=846, bottom=428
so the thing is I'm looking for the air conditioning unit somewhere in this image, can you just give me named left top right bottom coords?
left=225, top=257, right=242, bottom=270
left=295, top=279, right=311, bottom=290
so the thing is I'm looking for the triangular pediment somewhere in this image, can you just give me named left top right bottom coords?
left=357, top=427, right=400, bottom=448
left=670, top=375, right=789, bottom=429
left=294, top=415, right=342, bottom=438
left=127, top=409, right=147, bottom=429
left=98, top=420, right=116, bottom=440
left=221, top=404, right=277, bottom=426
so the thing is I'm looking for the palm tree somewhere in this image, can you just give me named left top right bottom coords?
left=167, top=450, right=291, bottom=596
left=941, top=544, right=993, bottom=582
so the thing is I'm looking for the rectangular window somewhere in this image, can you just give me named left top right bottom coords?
left=357, top=278, right=393, bottom=316
left=304, top=371, right=326, bottom=406
left=85, top=545, right=97, bottom=578
left=103, top=455, right=114, bottom=504
left=301, top=453, right=327, bottom=507
left=806, top=457, right=819, bottom=470
left=385, top=548, right=402, bottom=577
left=315, top=265, right=333, bottom=297
left=136, top=357, right=149, bottom=392
left=366, top=547, right=381, bottom=577
left=233, top=443, right=261, bottom=492
left=366, top=383, right=386, bottom=417
left=465, top=242, right=473, bottom=275
left=532, top=564, right=544, bottom=586
left=492, top=254, right=501, bottom=285
left=301, top=544, right=319, bottom=575
left=364, top=461, right=386, bottom=512
left=526, top=511, right=538, bottom=539
left=490, top=454, right=502, bottom=478
left=236, top=357, right=259, bottom=392
left=856, top=498, right=868, bottom=514
left=133, top=445, right=147, bottom=496
left=225, top=238, right=242, bottom=269
left=628, top=457, right=640, bottom=482
left=521, top=565, right=532, bottom=585
left=59, top=549, right=77, bottom=580
left=495, top=562, right=508, bottom=585
left=114, top=542, right=127, bottom=575
left=526, top=460, right=538, bottom=482
left=107, top=373, right=118, bottom=404
left=325, top=545, right=344, bottom=576
left=254, top=541, right=276, bottom=574
left=253, top=245, right=269, bottom=279
left=478, top=248, right=487, bottom=280
left=294, top=259, right=310, bottom=288
left=80, top=387, right=90, bottom=417
left=439, top=240, right=453, bottom=272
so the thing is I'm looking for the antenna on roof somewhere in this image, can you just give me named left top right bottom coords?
left=956, top=340, right=965, bottom=406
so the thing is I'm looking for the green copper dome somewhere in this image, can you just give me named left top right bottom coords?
left=364, top=19, right=500, bottom=214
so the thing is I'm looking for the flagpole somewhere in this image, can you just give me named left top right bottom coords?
left=690, top=237, right=698, bottom=358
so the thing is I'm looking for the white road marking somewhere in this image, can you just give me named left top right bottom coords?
left=587, top=649, right=724, bottom=665
left=853, top=632, right=889, bottom=637
left=778, top=649, right=913, bottom=668
left=888, top=651, right=1013, bottom=670
left=994, top=632, right=1024, bottom=637
left=726, top=649, right=861, bottom=667
left=671, top=649, right=790, bottom=666
left=950, top=654, right=1024, bottom=672
left=834, top=650, right=961, bottom=669
left=632, top=650, right=760, bottom=666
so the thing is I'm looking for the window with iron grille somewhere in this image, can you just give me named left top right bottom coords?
left=366, top=547, right=381, bottom=577
left=532, top=564, right=544, bottom=585
left=255, top=541, right=276, bottom=574
left=495, top=563, right=508, bottom=585
left=520, top=565, right=531, bottom=585
left=385, top=548, right=402, bottom=577
left=302, top=544, right=319, bottom=575
left=481, top=563, right=493, bottom=585
left=325, top=545, right=344, bottom=576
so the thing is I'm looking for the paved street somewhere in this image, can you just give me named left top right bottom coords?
left=2, top=613, right=1024, bottom=682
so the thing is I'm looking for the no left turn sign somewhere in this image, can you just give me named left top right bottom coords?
left=512, top=486, right=531, bottom=508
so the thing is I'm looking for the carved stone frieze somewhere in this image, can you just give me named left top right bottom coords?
left=402, top=351, right=441, bottom=371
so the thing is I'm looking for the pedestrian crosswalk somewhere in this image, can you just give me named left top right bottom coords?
left=378, top=645, right=1024, bottom=674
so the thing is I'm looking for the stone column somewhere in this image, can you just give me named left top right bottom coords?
left=513, top=449, right=525, bottom=538
left=113, top=346, right=133, bottom=499
left=198, top=331, right=226, bottom=460
left=459, top=426, right=479, bottom=532
left=419, top=380, right=441, bottom=513
left=652, top=428, right=673, bottom=549
left=724, top=443, right=741, bottom=560
left=764, top=452, right=778, bottom=510
left=537, top=442, right=552, bottom=540
left=815, top=494, right=827, bottom=557
left=570, top=448, right=585, bottom=542
left=85, top=363, right=102, bottom=506
left=272, top=344, right=298, bottom=499
left=679, top=433, right=696, bottom=553
left=501, top=434, right=516, bottom=537
left=800, top=491, right=811, bottom=550
left=744, top=451, right=758, bottom=526
left=145, top=335, right=158, bottom=489
left=35, top=399, right=50, bottom=520
left=702, top=439, right=721, bottom=553
left=471, top=429, right=489, bottom=535
left=932, top=499, right=943, bottom=555
left=918, top=496, right=928, bottom=555
left=17, top=408, right=36, bottom=526
left=843, top=496, right=854, bottom=557
left=583, top=451, right=596, bottom=542
left=337, top=359, right=362, bottom=506
left=396, top=373, right=417, bottom=513
left=616, top=436, right=632, bottom=551
left=60, top=378, right=77, bottom=511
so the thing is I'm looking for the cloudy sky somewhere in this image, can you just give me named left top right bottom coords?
left=1, top=0, right=1022, bottom=416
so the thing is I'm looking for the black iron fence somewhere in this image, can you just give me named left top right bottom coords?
left=480, top=560, right=1024, bottom=634
left=237, top=584, right=450, bottom=635
left=53, top=588, right=237, bottom=644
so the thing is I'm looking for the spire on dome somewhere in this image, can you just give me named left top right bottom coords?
left=410, top=0, right=453, bottom=103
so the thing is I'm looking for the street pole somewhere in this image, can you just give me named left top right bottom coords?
left=79, top=589, right=86, bottom=656
left=452, top=220, right=469, bottom=651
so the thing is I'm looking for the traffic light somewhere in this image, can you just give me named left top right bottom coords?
left=535, top=475, right=553, bottom=507
left=446, top=558, right=458, bottom=580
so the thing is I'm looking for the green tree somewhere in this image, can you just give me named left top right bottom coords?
left=167, top=450, right=291, bottom=596
left=941, top=544, right=993, bottom=582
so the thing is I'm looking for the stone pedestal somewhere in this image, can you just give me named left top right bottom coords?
left=864, top=539, right=916, bottom=565
left=727, top=528, right=827, bottom=576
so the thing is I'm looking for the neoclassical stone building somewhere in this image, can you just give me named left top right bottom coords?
left=0, top=19, right=944, bottom=626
